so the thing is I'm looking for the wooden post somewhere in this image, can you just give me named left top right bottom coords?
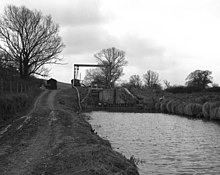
left=113, top=88, right=116, bottom=105
left=17, top=82, right=19, bottom=93
left=10, top=80, right=12, bottom=93
left=0, top=78, right=3, bottom=94
left=21, top=83, right=23, bottom=93
left=24, top=84, right=26, bottom=93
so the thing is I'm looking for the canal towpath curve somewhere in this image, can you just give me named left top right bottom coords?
left=0, top=89, right=139, bottom=175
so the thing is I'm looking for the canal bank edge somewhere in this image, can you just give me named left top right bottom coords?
left=128, top=87, right=220, bottom=121
left=55, top=88, right=140, bottom=175
left=155, top=98, right=220, bottom=120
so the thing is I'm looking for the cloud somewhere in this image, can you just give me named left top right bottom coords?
left=61, top=25, right=119, bottom=55
left=1, top=0, right=111, bottom=27
left=45, top=0, right=111, bottom=27
left=120, top=35, right=165, bottom=58
left=60, top=31, right=180, bottom=83
left=116, top=35, right=179, bottom=72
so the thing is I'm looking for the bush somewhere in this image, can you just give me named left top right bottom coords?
left=194, top=96, right=208, bottom=104
left=0, top=93, right=30, bottom=122
left=165, top=85, right=203, bottom=93
left=0, top=87, right=42, bottom=124
left=206, top=87, right=220, bottom=92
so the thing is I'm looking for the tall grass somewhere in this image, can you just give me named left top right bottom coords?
left=0, top=77, right=43, bottom=125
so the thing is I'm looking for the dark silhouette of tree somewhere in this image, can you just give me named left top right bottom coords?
left=83, top=68, right=105, bottom=87
left=0, top=5, right=64, bottom=79
left=211, top=82, right=219, bottom=87
left=0, top=51, right=18, bottom=77
left=94, top=47, right=127, bottom=88
left=129, top=75, right=142, bottom=88
left=163, top=79, right=171, bottom=88
left=185, top=70, right=213, bottom=89
left=143, top=70, right=160, bottom=88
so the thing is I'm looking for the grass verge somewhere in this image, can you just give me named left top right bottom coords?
left=35, top=88, right=140, bottom=175
left=0, top=88, right=42, bottom=127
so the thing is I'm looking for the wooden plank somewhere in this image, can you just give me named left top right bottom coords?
left=74, top=64, right=105, bottom=67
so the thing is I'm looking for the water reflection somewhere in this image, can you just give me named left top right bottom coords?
left=88, top=112, right=220, bottom=175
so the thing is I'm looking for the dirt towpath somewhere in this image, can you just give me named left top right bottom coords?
left=0, top=89, right=139, bottom=175
left=0, top=90, right=59, bottom=174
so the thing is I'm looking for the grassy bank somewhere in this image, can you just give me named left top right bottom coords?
left=68, top=86, right=220, bottom=120
left=53, top=88, right=139, bottom=175
left=0, top=87, right=42, bottom=127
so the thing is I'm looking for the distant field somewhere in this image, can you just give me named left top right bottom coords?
left=57, top=81, right=72, bottom=89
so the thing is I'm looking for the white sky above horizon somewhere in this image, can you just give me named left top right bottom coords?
left=1, top=0, right=220, bottom=86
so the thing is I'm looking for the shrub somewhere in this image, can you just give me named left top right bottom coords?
left=206, top=87, right=220, bottom=92
left=0, top=88, right=41, bottom=124
left=195, top=96, right=208, bottom=104
left=165, top=85, right=203, bottom=94
left=0, top=93, right=29, bottom=121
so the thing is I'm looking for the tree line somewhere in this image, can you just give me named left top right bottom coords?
left=122, top=69, right=217, bottom=92
left=0, top=4, right=217, bottom=92
left=84, top=48, right=217, bottom=91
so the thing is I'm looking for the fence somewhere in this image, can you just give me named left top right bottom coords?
left=0, top=78, right=36, bottom=95
left=81, top=103, right=155, bottom=113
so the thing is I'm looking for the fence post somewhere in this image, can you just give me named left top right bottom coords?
left=16, top=82, right=19, bottom=93
left=10, top=80, right=12, bottom=93
left=0, top=78, right=3, bottom=94
left=21, top=83, right=23, bottom=93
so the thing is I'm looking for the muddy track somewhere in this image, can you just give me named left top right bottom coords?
left=0, top=88, right=139, bottom=175
left=0, top=90, right=60, bottom=175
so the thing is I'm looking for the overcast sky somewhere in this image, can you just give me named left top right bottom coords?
left=1, top=0, right=220, bottom=86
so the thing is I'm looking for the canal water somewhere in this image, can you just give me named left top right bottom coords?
left=87, top=112, right=220, bottom=175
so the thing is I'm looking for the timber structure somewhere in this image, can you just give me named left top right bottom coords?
left=72, top=64, right=106, bottom=87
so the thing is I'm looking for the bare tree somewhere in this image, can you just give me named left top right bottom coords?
left=0, top=5, right=64, bottom=79
left=129, top=75, right=142, bottom=88
left=94, top=47, right=127, bottom=88
left=143, top=70, right=160, bottom=88
left=163, top=79, right=171, bottom=88
left=83, top=68, right=105, bottom=87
